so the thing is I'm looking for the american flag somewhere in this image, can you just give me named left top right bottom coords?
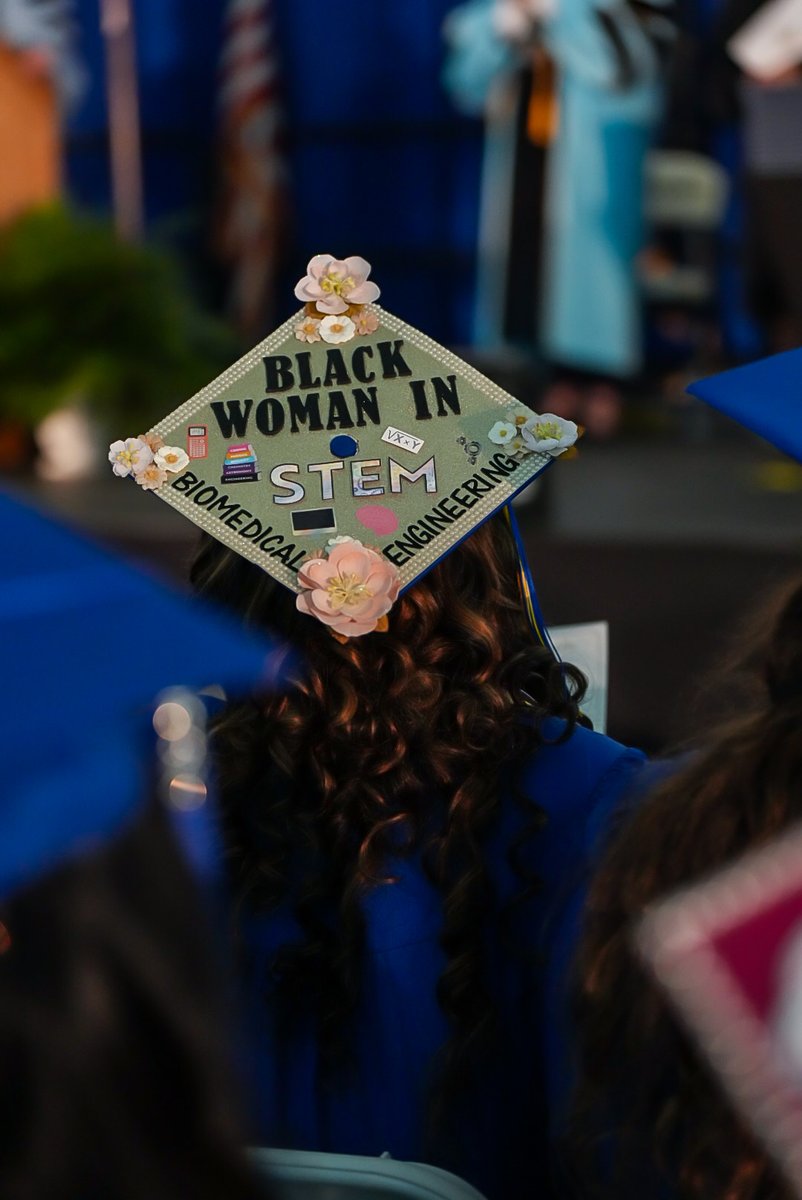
left=216, top=0, right=287, bottom=337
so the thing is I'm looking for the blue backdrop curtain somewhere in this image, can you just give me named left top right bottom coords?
left=64, top=0, right=483, bottom=344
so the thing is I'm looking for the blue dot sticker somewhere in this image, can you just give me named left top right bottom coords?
left=330, top=435, right=358, bottom=458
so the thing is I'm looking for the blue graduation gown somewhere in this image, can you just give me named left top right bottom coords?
left=238, top=721, right=645, bottom=1200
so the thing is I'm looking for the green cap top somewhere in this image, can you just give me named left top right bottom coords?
left=110, top=255, right=578, bottom=638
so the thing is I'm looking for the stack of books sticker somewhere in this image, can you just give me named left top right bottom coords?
left=221, top=442, right=261, bottom=485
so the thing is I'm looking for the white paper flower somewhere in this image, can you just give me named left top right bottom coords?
left=520, top=412, right=578, bottom=456
left=488, top=420, right=516, bottom=445
left=319, top=314, right=356, bottom=344
left=327, top=535, right=358, bottom=548
left=108, top=437, right=153, bottom=478
left=509, top=435, right=528, bottom=457
left=155, top=445, right=190, bottom=474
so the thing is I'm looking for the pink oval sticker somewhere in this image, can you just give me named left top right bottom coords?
left=356, top=504, right=399, bottom=536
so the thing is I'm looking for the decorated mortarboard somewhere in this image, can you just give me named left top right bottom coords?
left=638, top=826, right=802, bottom=1197
left=0, top=488, right=285, bottom=899
left=687, top=348, right=802, bottom=463
left=109, top=254, right=578, bottom=640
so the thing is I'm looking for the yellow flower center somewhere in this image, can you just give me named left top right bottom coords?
left=320, top=271, right=355, bottom=297
left=514, top=415, right=528, bottom=426
left=326, top=572, right=372, bottom=608
left=165, top=453, right=178, bottom=463
left=534, top=420, right=562, bottom=440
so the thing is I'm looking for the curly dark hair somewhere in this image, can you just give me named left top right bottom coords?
left=569, top=575, right=802, bottom=1200
left=191, top=511, right=587, bottom=1119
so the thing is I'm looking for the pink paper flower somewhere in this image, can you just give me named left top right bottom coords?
left=296, top=540, right=401, bottom=638
left=295, top=315, right=321, bottom=343
left=134, top=463, right=168, bottom=491
left=353, top=308, right=379, bottom=335
left=137, top=431, right=164, bottom=453
left=294, top=254, right=380, bottom=315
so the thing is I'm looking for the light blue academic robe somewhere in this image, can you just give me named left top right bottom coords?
left=443, top=0, right=667, bottom=376
left=236, top=720, right=645, bottom=1200
left=540, top=0, right=666, bottom=377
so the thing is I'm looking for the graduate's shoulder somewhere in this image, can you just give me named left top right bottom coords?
left=506, top=718, right=647, bottom=878
left=520, top=717, right=646, bottom=817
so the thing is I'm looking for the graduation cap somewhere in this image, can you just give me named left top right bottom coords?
left=0, top=488, right=284, bottom=899
left=109, top=255, right=578, bottom=641
left=687, top=348, right=802, bottom=462
left=638, top=825, right=802, bottom=1196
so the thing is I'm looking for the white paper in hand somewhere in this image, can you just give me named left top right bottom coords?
left=727, top=0, right=802, bottom=78
left=550, top=620, right=609, bottom=734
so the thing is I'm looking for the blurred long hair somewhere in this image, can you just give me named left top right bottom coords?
left=0, top=801, right=269, bottom=1200
left=190, top=511, right=586, bottom=1109
left=570, top=575, right=802, bottom=1200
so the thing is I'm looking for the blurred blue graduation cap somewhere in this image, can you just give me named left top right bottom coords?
left=0, top=488, right=286, bottom=899
left=687, top=348, right=802, bottom=462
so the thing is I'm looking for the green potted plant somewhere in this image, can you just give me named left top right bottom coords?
left=0, top=206, right=238, bottom=471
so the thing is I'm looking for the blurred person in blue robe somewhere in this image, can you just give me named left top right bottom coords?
left=566, top=351, right=802, bottom=1200
left=0, top=488, right=282, bottom=1200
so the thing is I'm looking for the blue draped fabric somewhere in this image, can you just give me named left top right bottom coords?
left=66, top=0, right=226, bottom=232
left=64, top=0, right=483, bottom=344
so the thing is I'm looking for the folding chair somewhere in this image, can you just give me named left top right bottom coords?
left=642, top=149, right=729, bottom=306
left=250, top=1148, right=488, bottom=1200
